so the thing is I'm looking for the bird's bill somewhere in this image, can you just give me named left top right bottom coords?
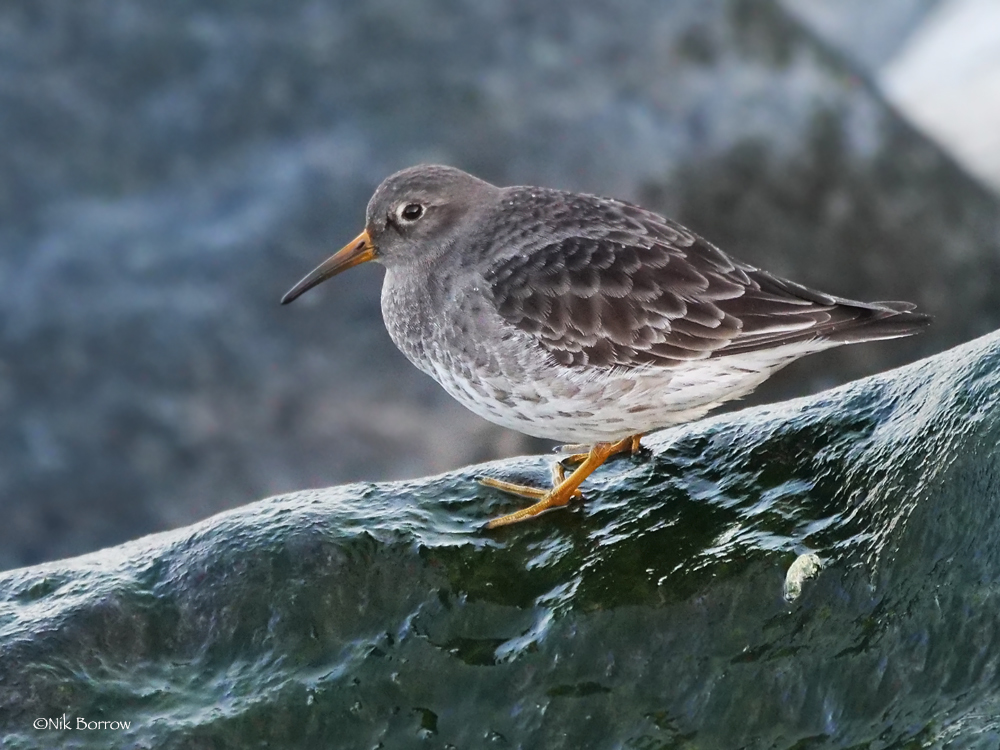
left=280, top=230, right=375, bottom=304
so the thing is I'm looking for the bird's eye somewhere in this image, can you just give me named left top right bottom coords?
left=398, top=203, right=424, bottom=222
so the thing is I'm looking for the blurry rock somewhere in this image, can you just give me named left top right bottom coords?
left=880, top=0, right=1000, bottom=192
left=3, top=328, right=1000, bottom=747
left=780, top=0, right=940, bottom=69
left=785, top=0, right=1000, bottom=193
left=0, top=0, right=997, bottom=568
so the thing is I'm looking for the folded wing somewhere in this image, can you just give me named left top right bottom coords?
left=485, top=197, right=929, bottom=369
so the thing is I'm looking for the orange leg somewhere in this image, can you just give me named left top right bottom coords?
left=479, top=434, right=642, bottom=529
left=557, top=433, right=643, bottom=465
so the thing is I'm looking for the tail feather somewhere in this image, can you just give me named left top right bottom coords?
left=871, top=300, right=917, bottom=313
left=716, top=268, right=931, bottom=357
left=716, top=300, right=931, bottom=357
left=822, top=301, right=931, bottom=345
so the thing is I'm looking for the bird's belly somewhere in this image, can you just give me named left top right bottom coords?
left=422, top=355, right=783, bottom=444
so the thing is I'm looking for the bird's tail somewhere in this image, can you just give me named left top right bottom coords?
left=821, top=300, right=931, bottom=345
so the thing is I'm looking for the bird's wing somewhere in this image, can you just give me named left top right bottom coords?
left=484, top=197, right=915, bottom=369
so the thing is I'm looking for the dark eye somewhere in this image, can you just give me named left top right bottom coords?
left=398, top=203, right=424, bottom=222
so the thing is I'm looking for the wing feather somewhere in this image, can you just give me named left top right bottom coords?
left=484, top=190, right=929, bottom=369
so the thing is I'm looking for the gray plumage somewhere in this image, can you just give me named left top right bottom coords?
left=284, top=164, right=930, bottom=444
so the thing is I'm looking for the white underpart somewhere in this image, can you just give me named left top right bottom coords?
left=424, top=338, right=837, bottom=444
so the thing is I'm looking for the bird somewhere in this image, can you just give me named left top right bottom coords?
left=281, top=165, right=930, bottom=529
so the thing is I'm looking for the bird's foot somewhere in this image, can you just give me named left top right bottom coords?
left=479, top=434, right=641, bottom=529
left=478, top=458, right=582, bottom=501
left=478, top=469, right=585, bottom=529
left=477, top=476, right=563, bottom=501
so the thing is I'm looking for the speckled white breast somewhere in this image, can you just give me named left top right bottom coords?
left=417, top=337, right=833, bottom=444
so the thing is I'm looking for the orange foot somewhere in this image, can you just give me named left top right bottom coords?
left=478, top=434, right=643, bottom=529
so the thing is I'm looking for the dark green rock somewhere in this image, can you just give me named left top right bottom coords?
left=3, top=329, right=1000, bottom=748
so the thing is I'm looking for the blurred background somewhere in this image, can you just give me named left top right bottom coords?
left=1, top=0, right=998, bottom=570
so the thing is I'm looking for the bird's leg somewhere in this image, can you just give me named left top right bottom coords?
left=481, top=434, right=642, bottom=529
left=483, top=442, right=616, bottom=528
left=556, top=433, right=643, bottom=466
left=480, top=434, right=640, bottom=501
left=478, top=456, right=583, bottom=500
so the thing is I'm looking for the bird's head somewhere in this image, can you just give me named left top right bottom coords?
left=281, top=164, right=495, bottom=304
